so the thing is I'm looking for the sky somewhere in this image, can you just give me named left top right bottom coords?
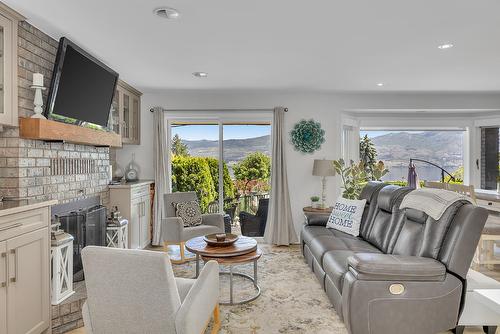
left=172, top=124, right=271, bottom=141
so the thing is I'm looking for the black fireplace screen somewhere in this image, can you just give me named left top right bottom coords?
left=57, top=205, right=107, bottom=281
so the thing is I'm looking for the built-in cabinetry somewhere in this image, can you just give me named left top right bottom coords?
left=0, top=200, right=56, bottom=334
left=108, top=181, right=153, bottom=249
left=109, top=80, right=142, bottom=145
left=0, top=4, right=23, bottom=128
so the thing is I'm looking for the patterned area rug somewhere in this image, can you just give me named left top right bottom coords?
left=169, top=244, right=347, bottom=334
left=165, top=244, right=496, bottom=334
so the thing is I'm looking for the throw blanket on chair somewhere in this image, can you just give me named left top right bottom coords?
left=400, top=188, right=473, bottom=220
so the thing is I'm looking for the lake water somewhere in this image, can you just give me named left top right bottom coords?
left=382, top=165, right=460, bottom=182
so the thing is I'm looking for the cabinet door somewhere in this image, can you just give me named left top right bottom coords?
left=140, top=196, right=151, bottom=248
left=0, top=241, right=6, bottom=334
left=122, top=91, right=131, bottom=143
left=130, top=96, right=140, bottom=144
left=129, top=198, right=142, bottom=249
left=109, top=88, right=120, bottom=135
left=7, top=228, right=49, bottom=334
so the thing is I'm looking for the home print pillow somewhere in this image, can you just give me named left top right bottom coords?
left=326, top=196, right=367, bottom=237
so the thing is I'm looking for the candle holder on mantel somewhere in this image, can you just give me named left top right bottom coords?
left=30, top=72, right=46, bottom=119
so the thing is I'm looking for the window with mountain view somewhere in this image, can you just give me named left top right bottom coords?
left=359, top=130, right=465, bottom=183
left=170, top=122, right=271, bottom=234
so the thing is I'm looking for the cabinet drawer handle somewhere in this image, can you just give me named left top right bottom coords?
left=0, top=222, right=22, bottom=232
left=9, top=249, right=17, bottom=283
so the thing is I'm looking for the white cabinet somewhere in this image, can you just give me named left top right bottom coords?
left=0, top=4, right=23, bottom=127
left=109, top=80, right=142, bottom=145
left=109, top=181, right=153, bottom=249
left=0, top=201, right=55, bottom=334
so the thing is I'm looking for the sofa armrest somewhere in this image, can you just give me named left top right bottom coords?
left=303, top=212, right=329, bottom=226
left=161, top=217, right=184, bottom=243
left=348, top=253, right=446, bottom=282
left=201, top=213, right=224, bottom=231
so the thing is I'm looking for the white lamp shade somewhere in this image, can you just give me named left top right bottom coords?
left=312, top=159, right=335, bottom=177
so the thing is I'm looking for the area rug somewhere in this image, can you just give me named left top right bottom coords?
left=170, top=244, right=347, bottom=334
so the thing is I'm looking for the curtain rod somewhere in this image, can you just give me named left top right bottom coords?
left=150, top=107, right=288, bottom=113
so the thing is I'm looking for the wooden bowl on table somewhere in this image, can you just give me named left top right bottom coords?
left=203, top=233, right=239, bottom=247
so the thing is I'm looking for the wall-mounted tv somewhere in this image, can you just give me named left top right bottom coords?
left=44, top=37, right=119, bottom=131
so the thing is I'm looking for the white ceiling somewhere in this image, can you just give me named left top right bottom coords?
left=5, top=0, right=500, bottom=92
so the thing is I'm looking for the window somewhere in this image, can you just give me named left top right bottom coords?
left=360, top=130, right=465, bottom=183
left=169, top=119, right=272, bottom=235
left=480, top=127, right=500, bottom=190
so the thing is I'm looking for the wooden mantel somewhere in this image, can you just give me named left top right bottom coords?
left=19, top=117, right=122, bottom=147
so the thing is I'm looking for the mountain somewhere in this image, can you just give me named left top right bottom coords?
left=369, top=131, right=463, bottom=167
left=182, top=135, right=271, bottom=164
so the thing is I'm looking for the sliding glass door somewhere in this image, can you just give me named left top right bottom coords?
left=169, top=118, right=271, bottom=235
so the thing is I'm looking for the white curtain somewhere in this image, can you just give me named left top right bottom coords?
left=152, top=107, right=169, bottom=246
left=264, top=107, right=298, bottom=245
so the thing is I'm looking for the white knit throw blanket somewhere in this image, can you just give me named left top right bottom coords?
left=399, top=188, right=473, bottom=220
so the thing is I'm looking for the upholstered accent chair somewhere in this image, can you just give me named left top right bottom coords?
left=81, top=246, right=221, bottom=334
left=163, top=191, right=225, bottom=263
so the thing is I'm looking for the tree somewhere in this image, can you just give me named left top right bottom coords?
left=204, top=157, right=236, bottom=200
left=233, top=152, right=271, bottom=194
left=171, top=156, right=216, bottom=211
left=359, top=134, right=378, bottom=180
left=171, top=134, right=189, bottom=157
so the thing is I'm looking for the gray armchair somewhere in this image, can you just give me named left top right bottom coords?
left=162, top=191, right=224, bottom=263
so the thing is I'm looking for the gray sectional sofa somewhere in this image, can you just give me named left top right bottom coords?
left=301, top=182, right=489, bottom=334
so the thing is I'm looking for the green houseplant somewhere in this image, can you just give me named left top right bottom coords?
left=310, top=196, right=320, bottom=208
left=332, top=159, right=368, bottom=200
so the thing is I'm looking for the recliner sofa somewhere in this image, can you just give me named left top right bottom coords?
left=301, top=182, right=488, bottom=334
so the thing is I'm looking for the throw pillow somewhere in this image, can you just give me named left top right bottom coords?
left=326, top=196, right=367, bottom=237
left=174, top=200, right=203, bottom=227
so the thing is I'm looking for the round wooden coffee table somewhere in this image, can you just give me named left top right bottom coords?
left=186, top=236, right=261, bottom=305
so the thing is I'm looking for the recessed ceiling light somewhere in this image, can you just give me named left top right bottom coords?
left=376, top=82, right=384, bottom=87
left=193, top=72, right=208, bottom=78
left=154, top=7, right=180, bottom=19
left=438, top=43, right=454, bottom=50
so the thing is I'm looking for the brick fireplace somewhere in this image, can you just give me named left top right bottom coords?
left=0, top=21, right=111, bottom=205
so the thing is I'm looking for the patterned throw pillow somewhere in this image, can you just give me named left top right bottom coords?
left=174, top=201, right=203, bottom=227
left=326, top=196, right=367, bottom=237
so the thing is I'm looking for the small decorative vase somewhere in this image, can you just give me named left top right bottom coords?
left=112, top=161, right=124, bottom=182
left=497, top=182, right=500, bottom=194
left=125, top=153, right=140, bottom=182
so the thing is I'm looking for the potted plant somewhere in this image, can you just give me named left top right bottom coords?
left=310, top=196, right=320, bottom=208
left=332, top=159, right=368, bottom=200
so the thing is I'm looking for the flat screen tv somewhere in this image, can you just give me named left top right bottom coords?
left=45, top=37, right=119, bottom=131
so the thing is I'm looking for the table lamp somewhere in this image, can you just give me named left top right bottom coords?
left=312, top=159, right=336, bottom=209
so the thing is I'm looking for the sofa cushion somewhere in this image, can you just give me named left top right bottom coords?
left=310, top=233, right=378, bottom=264
left=309, top=235, right=349, bottom=263
left=359, top=182, right=387, bottom=239
left=301, top=226, right=334, bottom=245
left=364, top=186, right=411, bottom=252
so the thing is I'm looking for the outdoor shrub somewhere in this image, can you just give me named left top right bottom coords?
left=171, top=156, right=216, bottom=211
left=204, top=157, right=236, bottom=199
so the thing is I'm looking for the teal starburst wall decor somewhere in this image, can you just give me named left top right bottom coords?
left=290, top=119, right=325, bottom=153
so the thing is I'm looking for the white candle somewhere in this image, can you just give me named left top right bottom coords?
left=32, top=73, right=44, bottom=86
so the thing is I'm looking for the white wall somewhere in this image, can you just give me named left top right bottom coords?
left=117, top=90, right=500, bottom=237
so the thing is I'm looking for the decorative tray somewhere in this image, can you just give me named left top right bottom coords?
left=203, top=233, right=239, bottom=247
